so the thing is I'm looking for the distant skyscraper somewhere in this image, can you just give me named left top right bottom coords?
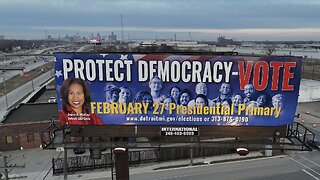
left=108, top=32, right=117, bottom=43
left=97, top=33, right=101, bottom=41
left=90, top=33, right=94, bottom=40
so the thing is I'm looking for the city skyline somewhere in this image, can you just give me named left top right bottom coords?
left=0, top=0, right=320, bottom=41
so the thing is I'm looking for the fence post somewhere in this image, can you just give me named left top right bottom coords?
left=63, top=149, right=68, bottom=180
left=138, top=151, right=141, bottom=164
left=302, top=61, right=304, bottom=78
left=312, top=59, right=315, bottom=80
left=76, top=156, right=79, bottom=171
left=52, top=158, right=55, bottom=175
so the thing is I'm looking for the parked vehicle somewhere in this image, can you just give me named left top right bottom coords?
left=48, top=97, right=57, bottom=103
left=73, top=147, right=86, bottom=154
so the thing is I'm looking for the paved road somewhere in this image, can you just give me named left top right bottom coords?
left=122, top=151, right=320, bottom=180
left=296, top=101, right=320, bottom=140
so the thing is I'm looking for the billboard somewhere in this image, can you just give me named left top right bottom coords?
left=54, top=53, right=301, bottom=126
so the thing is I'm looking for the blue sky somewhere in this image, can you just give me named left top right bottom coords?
left=0, top=0, right=319, bottom=40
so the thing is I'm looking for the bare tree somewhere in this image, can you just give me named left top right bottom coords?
left=263, top=43, right=278, bottom=56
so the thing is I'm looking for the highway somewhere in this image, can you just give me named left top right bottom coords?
left=0, top=70, right=54, bottom=122
left=0, top=57, right=53, bottom=83
left=0, top=45, right=74, bottom=83
left=120, top=151, right=320, bottom=180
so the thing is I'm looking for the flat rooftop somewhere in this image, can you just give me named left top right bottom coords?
left=2, top=103, right=58, bottom=124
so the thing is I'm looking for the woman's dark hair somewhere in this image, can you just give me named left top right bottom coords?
left=256, top=91, right=270, bottom=107
left=134, top=91, right=153, bottom=103
left=134, top=91, right=153, bottom=111
left=195, top=94, right=208, bottom=106
left=119, top=86, right=132, bottom=102
left=60, top=78, right=92, bottom=113
left=178, top=89, right=193, bottom=105
left=170, top=86, right=181, bottom=95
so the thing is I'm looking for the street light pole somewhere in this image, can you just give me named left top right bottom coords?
left=3, top=77, right=8, bottom=109
left=31, top=79, right=34, bottom=91
left=4, top=155, right=9, bottom=180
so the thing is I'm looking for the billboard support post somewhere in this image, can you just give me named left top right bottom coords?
left=190, top=137, right=194, bottom=165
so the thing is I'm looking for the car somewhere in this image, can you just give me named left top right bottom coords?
left=306, top=139, right=320, bottom=150
left=236, top=147, right=249, bottom=156
left=48, top=97, right=56, bottom=103
left=73, top=147, right=86, bottom=154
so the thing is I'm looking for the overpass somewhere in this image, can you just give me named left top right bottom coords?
left=0, top=67, right=25, bottom=71
left=3, top=54, right=53, bottom=57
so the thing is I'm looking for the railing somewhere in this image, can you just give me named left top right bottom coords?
left=52, top=146, right=245, bottom=175
left=52, top=149, right=158, bottom=175
left=40, top=115, right=61, bottom=149
left=287, top=122, right=315, bottom=150
left=129, top=149, right=159, bottom=165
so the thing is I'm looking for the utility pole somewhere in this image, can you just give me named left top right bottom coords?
left=45, top=30, right=48, bottom=47
left=0, top=155, right=9, bottom=180
left=188, top=32, right=192, bottom=41
left=121, top=14, right=124, bottom=44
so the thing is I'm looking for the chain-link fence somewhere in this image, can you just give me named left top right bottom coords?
left=302, top=58, right=320, bottom=80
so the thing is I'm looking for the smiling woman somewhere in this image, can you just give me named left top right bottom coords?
left=59, top=78, right=103, bottom=125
